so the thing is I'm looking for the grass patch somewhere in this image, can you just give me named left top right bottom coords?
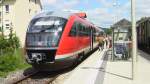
left=0, top=49, right=31, bottom=77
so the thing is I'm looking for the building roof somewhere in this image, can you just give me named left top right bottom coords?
left=112, top=18, right=131, bottom=28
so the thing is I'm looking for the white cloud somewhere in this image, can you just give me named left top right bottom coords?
left=42, top=0, right=57, bottom=5
left=97, top=0, right=114, bottom=8
left=87, top=8, right=115, bottom=27
left=97, top=0, right=150, bottom=22
left=86, top=1, right=131, bottom=27
left=41, top=0, right=131, bottom=27
left=41, top=0, right=79, bottom=10
left=89, top=0, right=150, bottom=27
left=63, top=0, right=79, bottom=9
left=48, top=0, right=57, bottom=4
left=136, top=0, right=150, bottom=20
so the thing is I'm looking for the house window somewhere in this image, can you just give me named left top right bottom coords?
left=5, top=24, right=10, bottom=29
left=29, top=9, right=31, bottom=14
left=119, top=37, right=123, bottom=40
left=5, top=5, right=9, bottom=13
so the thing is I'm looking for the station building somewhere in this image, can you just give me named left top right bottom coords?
left=112, top=19, right=131, bottom=42
left=0, top=0, right=42, bottom=46
left=111, top=19, right=132, bottom=60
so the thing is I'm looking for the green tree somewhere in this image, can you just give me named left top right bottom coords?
left=105, top=28, right=112, bottom=35
left=0, top=25, right=20, bottom=54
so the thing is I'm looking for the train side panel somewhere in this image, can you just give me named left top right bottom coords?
left=56, top=15, right=91, bottom=59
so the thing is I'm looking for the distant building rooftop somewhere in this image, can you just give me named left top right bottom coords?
left=112, top=19, right=131, bottom=28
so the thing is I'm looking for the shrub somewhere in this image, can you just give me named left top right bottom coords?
left=0, top=49, right=30, bottom=77
left=8, top=33, right=20, bottom=49
left=0, top=27, right=2, bottom=32
left=0, top=27, right=27, bottom=77
left=0, top=32, right=20, bottom=54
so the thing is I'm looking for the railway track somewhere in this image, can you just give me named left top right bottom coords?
left=11, top=65, right=76, bottom=84
left=5, top=49, right=97, bottom=84
left=5, top=68, right=60, bottom=84
left=12, top=71, right=38, bottom=84
left=14, top=71, right=60, bottom=84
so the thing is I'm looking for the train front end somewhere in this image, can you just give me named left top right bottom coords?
left=25, top=16, right=68, bottom=70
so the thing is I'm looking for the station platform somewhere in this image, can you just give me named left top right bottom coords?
left=102, top=50, right=150, bottom=84
left=64, top=49, right=108, bottom=84
left=63, top=49, right=150, bottom=84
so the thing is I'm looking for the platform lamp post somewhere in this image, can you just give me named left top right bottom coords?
left=131, top=0, right=137, bottom=80
left=112, top=0, right=117, bottom=61
left=111, top=26, right=114, bottom=61
left=112, top=0, right=119, bottom=61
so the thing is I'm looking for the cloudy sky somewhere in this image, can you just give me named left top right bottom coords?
left=41, top=0, right=150, bottom=28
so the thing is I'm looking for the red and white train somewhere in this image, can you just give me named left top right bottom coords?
left=25, top=11, right=104, bottom=71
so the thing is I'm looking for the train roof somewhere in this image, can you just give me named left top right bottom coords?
left=136, top=17, right=150, bottom=27
left=33, top=11, right=87, bottom=20
left=32, top=11, right=102, bottom=31
left=33, top=11, right=75, bottom=19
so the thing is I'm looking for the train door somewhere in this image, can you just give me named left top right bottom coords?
left=90, top=27, right=94, bottom=50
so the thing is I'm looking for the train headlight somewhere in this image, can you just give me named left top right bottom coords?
left=31, top=53, right=45, bottom=63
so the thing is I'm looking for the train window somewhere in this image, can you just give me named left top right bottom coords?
left=71, top=22, right=90, bottom=37
left=78, top=23, right=82, bottom=32
left=77, top=23, right=88, bottom=37
left=88, top=27, right=91, bottom=36
left=26, top=17, right=67, bottom=47
left=83, top=25, right=86, bottom=35
left=77, top=23, right=83, bottom=36
left=85, top=27, right=89, bottom=36
left=80, top=24, right=84, bottom=36
left=69, top=22, right=77, bottom=36
left=81, top=25, right=85, bottom=36
left=28, top=17, right=67, bottom=33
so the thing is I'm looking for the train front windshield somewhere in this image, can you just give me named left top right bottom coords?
left=26, top=17, right=67, bottom=47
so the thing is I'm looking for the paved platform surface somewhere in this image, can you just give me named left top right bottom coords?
left=64, top=49, right=150, bottom=84
left=102, top=50, right=150, bottom=84
left=64, top=49, right=108, bottom=84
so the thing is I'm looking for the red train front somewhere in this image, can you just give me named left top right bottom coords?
left=25, top=11, right=103, bottom=71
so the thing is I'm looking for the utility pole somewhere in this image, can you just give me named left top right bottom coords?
left=112, top=0, right=117, bottom=61
left=131, top=0, right=137, bottom=80
left=112, top=27, right=114, bottom=61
